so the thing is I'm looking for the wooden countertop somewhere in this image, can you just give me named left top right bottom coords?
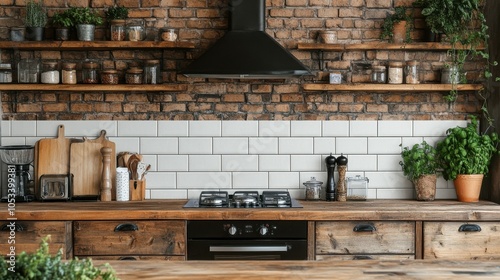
left=3, top=199, right=500, bottom=221
left=101, top=260, right=500, bottom=279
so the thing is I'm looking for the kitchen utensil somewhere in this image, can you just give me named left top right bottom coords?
left=100, top=147, right=112, bottom=201
left=127, top=154, right=141, bottom=180
left=116, top=167, right=129, bottom=201
left=136, top=161, right=148, bottom=180
left=325, top=153, right=336, bottom=201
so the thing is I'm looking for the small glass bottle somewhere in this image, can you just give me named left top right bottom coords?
left=143, top=59, right=161, bottom=84
left=101, top=69, right=119, bottom=84
left=18, top=59, right=40, bottom=83
left=405, top=60, right=419, bottom=84
left=110, top=19, right=126, bottom=41
left=61, top=62, right=77, bottom=84
left=41, top=61, right=60, bottom=84
left=126, top=19, right=145, bottom=41
left=161, top=29, right=177, bottom=42
left=371, top=65, right=386, bottom=83
left=0, top=63, right=13, bottom=83
left=388, top=61, right=403, bottom=84
left=126, top=67, right=143, bottom=84
left=82, top=61, right=100, bottom=84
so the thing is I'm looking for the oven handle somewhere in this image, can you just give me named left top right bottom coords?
left=209, top=246, right=289, bottom=252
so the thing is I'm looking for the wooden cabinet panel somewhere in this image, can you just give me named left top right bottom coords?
left=424, top=222, right=500, bottom=260
left=82, top=255, right=185, bottom=261
left=73, top=220, right=185, bottom=256
left=316, top=254, right=414, bottom=261
left=316, top=221, right=415, bottom=255
left=0, top=221, right=72, bottom=259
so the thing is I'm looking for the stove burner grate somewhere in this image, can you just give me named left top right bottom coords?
left=199, top=191, right=229, bottom=207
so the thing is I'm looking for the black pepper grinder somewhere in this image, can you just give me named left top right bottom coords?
left=325, top=153, right=337, bottom=201
left=336, top=154, right=348, bottom=202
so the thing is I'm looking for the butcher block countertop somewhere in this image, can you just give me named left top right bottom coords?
left=101, top=260, right=500, bottom=279
left=3, top=199, right=500, bottom=221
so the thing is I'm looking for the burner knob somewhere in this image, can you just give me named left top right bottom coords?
left=228, top=226, right=237, bottom=236
left=259, top=225, right=269, bottom=236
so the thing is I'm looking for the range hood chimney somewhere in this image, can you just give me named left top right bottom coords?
left=180, top=0, right=311, bottom=79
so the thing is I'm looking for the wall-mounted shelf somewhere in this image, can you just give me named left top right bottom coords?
left=0, top=41, right=195, bottom=50
left=0, top=84, right=187, bottom=92
left=303, top=83, right=483, bottom=92
left=297, top=42, right=485, bottom=51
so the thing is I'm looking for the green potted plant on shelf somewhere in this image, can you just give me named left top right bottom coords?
left=51, top=10, right=74, bottom=41
left=24, top=0, right=48, bottom=41
left=400, top=141, right=439, bottom=201
left=105, top=6, right=129, bottom=41
left=380, top=6, right=414, bottom=43
left=436, top=116, right=499, bottom=202
left=67, top=7, right=103, bottom=41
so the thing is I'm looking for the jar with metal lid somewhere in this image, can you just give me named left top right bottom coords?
left=61, top=62, right=77, bottom=84
left=82, top=61, right=100, bottom=84
left=126, top=19, right=145, bottom=41
left=101, top=69, right=119, bottom=84
left=371, top=65, right=386, bottom=83
left=346, top=175, right=369, bottom=201
left=126, top=67, right=143, bottom=84
left=41, top=61, right=60, bottom=84
left=405, top=60, right=419, bottom=84
left=143, top=59, right=161, bottom=84
left=303, top=177, right=323, bottom=200
left=0, top=63, right=13, bottom=83
left=388, top=61, right=403, bottom=84
left=110, top=19, right=126, bottom=41
left=18, top=59, right=40, bottom=83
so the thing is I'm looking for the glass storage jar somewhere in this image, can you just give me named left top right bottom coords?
left=143, top=59, right=161, bottom=84
left=0, top=63, right=13, bottom=83
left=405, top=60, right=419, bottom=84
left=371, top=65, right=386, bottom=83
left=126, top=67, right=143, bottom=84
left=82, top=61, right=100, bottom=84
left=126, top=19, right=145, bottom=41
left=61, top=62, right=77, bottom=84
left=388, top=61, right=404, bottom=84
left=101, top=69, right=119, bottom=84
left=161, top=29, right=177, bottom=42
left=303, top=177, right=323, bottom=201
left=41, top=61, right=60, bottom=84
left=110, top=19, right=126, bottom=41
left=18, top=59, right=40, bottom=83
left=346, top=175, right=369, bottom=201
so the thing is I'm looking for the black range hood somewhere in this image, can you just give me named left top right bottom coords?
left=180, top=0, right=311, bottom=79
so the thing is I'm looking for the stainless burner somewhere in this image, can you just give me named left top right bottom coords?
left=183, top=190, right=302, bottom=208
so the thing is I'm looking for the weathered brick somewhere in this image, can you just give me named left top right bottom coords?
left=71, top=103, right=93, bottom=112
left=366, top=104, right=388, bottom=112
left=163, top=103, right=186, bottom=112
left=281, top=94, right=303, bottom=102
left=215, top=104, right=239, bottom=112
left=43, top=103, right=67, bottom=112
left=223, top=94, right=245, bottom=103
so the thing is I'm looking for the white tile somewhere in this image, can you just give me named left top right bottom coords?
left=269, top=172, right=300, bottom=188
left=146, top=172, right=176, bottom=188
left=350, top=121, right=377, bottom=136
left=0, top=137, right=26, bottom=145
left=117, top=121, right=156, bottom=137
left=435, top=188, right=457, bottom=199
left=177, top=172, right=232, bottom=189
left=249, top=137, right=278, bottom=154
left=323, top=121, right=349, bottom=136
left=401, top=137, right=424, bottom=150
left=233, top=172, right=268, bottom=188
left=378, top=155, right=402, bottom=171
left=291, top=121, right=322, bottom=136
left=314, top=137, right=335, bottom=154
left=279, top=138, right=313, bottom=154
left=11, top=121, right=37, bottom=136
left=222, top=121, right=258, bottom=136
left=336, top=137, right=367, bottom=154
left=414, top=120, right=467, bottom=137
left=259, top=155, right=291, bottom=171
left=259, top=121, right=290, bottom=136
left=222, top=155, right=258, bottom=171
left=189, top=155, right=221, bottom=171
left=140, top=138, right=178, bottom=154
left=189, top=121, right=221, bottom=136
left=158, top=121, right=188, bottom=136
left=378, top=121, right=412, bottom=136
left=368, top=137, right=401, bottom=154
left=141, top=155, right=157, bottom=172
left=348, top=155, right=377, bottom=171
left=150, top=189, right=188, bottom=199
left=158, top=155, right=188, bottom=171
left=376, top=189, right=415, bottom=199
left=26, top=137, right=40, bottom=146
left=213, top=138, right=248, bottom=154
left=1, top=121, right=10, bottom=137
left=291, top=155, right=322, bottom=171
left=111, top=137, right=140, bottom=154
left=365, top=172, right=411, bottom=189
left=423, top=136, right=444, bottom=148
left=37, top=121, right=117, bottom=137
left=179, top=138, right=212, bottom=154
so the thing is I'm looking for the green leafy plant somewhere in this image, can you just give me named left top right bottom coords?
left=24, top=0, right=48, bottom=28
left=436, top=116, right=499, bottom=181
left=67, top=7, right=103, bottom=26
left=52, top=10, right=74, bottom=28
left=105, top=6, right=129, bottom=20
left=380, top=6, right=414, bottom=43
left=400, top=141, right=439, bottom=182
left=0, top=236, right=117, bottom=280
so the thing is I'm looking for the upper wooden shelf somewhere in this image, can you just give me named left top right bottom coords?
left=0, top=41, right=195, bottom=50
left=0, top=84, right=187, bottom=92
left=297, top=42, right=485, bottom=51
left=303, top=83, right=483, bottom=92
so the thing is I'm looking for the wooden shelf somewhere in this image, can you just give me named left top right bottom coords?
left=297, top=42, right=484, bottom=51
left=303, top=83, right=483, bottom=92
left=0, top=41, right=195, bottom=50
left=0, top=84, right=187, bottom=92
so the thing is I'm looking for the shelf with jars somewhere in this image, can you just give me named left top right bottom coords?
left=303, top=83, right=483, bottom=92
left=0, top=41, right=195, bottom=50
left=0, top=84, right=187, bottom=92
left=296, top=42, right=485, bottom=51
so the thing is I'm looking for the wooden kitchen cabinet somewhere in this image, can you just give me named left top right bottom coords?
left=315, top=221, right=415, bottom=260
left=0, top=221, right=72, bottom=259
left=424, top=221, right=500, bottom=260
left=73, top=220, right=185, bottom=259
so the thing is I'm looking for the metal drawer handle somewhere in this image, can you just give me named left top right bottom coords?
left=210, top=246, right=288, bottom=252
left=458, top=224, right=481, bottom=232
left=118, top=256, right=137, bottom=261
left=1, top=223, right=24, bottom=232
left=353, top=224, right=376, bottom=232
left=114, top=223, right=139, bottom=232
left=353, top=255, right=373, bottom=260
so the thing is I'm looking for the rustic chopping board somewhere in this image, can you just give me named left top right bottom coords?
left=70, top=130, right=116, bottom=200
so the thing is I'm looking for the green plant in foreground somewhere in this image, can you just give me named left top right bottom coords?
left=400, top=141, right=439, bottom=182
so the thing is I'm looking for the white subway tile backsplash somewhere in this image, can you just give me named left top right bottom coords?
left=177, top=172, right=232, bottom=189
left=222, top=121, right=258, bottom=136
left=189, top=155, right=221, bottom=171
left=435, top=188, right=457, bottom=199
left=118, top=121, right=156, bottom=137
left=291, top=121, right=322, bottom=136
left=140, top=138, right=178, bottom=154
left=336, top=137, right=368, bottom=154
left=368, top=137, right=401, bottom=154
left=249, top=137, right=278, bottom=154
left=0, top=137, right=27, bottom=145
left=146, top=172, right=176, bottom=188
left=279, top=138, right=313, bottom=154
left=366, top=172, right=411, bottom=189
left=213, top=138, right=248, bottom=154
left=401, top=137, right=424, bottom=149
left=11, top=121, right=37, bottom=136
left=378, top=121, right=412, bottom=136
left=158, top=155, right=188, bottom=171
left=414, top=120, right=467, bottom=137
left=37, top=121, right=117, bottom=137
left=269, top=172, right=300, bottom=188
left=291, top=155, right=322, bottom=171
left=111, top=137, right=140, bottom=154
left=233, top=172, right=268, bottom=188
left=179, top=138, right=212, bottom=154
left=259, top=155, right=291, bottom=171
left=314, top=137, right=335, bottom=155
left=1, top=121, right=11, bottom=137
left=322, top=121, right=349, bottom=136
left=259, top=121, right=290, bottom=137
left=350, top=121, right=377, bottom=136
left=378, top=155, right=402, bottom=171
left=376, top=189, right=415, bottom=199
left=189, top=120, right=221, bottom=136
left=222, top=155, right=258, bottom=171
left=141, top=155, right=157, bottom=172
left=149, top=190, right=188, bottom=199
left=348, top=155, right=377, bottom=171
left=158, top=121, right=188, bottom=137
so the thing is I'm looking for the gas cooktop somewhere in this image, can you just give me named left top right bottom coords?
left=183, top=190, right=303, bottom=208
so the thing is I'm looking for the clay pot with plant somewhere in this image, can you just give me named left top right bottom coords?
left=24, top=0, right=48, bottom=41
left=400, top=141, right=439, bottom=201
left=380, top=6, right=414, bottom=43
left=436, top=116, right=499, bottom=202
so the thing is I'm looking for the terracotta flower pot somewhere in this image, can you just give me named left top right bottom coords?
left=413, top=174, right=437, bottom=201
left=453, top=174, right=484, bottom=202
left=392, top=20, right=407, bottom=43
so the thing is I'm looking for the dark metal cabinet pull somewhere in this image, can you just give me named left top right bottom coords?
left=1, top=223, right=24, bottom=232
left=353, top=255, right=373, bottom=260
left=114, top=223, right=139, bottom=232
left=118, top=256, right=137, bottom=261
left=353, top=224, right=376, bottom=232
left=458, top=224, right=481, bottom=232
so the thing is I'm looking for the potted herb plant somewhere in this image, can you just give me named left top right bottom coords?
left=67, top=7, right=103, bottom=41
left=105, top=6, right=129, bottom=41
left=380, top=6, right=414, bottom=43
left=436, top=116, right=499, bottom=202
left=51, top=10, right=74, bottom=41
left=400, top=141, right=439, bottom=201
left=24, top=0, right=48, bottom=41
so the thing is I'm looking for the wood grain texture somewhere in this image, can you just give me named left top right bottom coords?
left=303, top=83, right=483, bottom=92
left=316, top=254, right=414, bottom=261
left=0, top=84, right=188, bottom=92
left=0, top=41, right=195, bottom=50
left=297, top=42, right=485, bottom=51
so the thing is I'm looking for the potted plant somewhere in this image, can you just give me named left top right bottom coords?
left=436, top=116, right=499, bottom=202
left=67, top=7, right=103, bottom=41
left=51, top=10, right=74, bottom=41
left=380, top=6, right=414, bottom=43
left=24, top=0, right=48, bottom=41
left=400, top=141, right=439, bottom=201
left=105, top=6, right=129, bottom=41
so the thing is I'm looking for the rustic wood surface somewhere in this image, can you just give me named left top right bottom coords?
left=303, top=83, right=483, bottom=92
left=0, top=41, right=195, bottom=50
left=297, top=42, right=485, bottom=51
left=95, top=260, right=500, bottom=279
left=0, top=84, right=188, bottom=92
left=3, top=200, right=500, bottom=221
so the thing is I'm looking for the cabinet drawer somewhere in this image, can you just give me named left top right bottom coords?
left=81, top=255, right=185, bottom=261
left=424, top=222, right=500, bottom=260
left=0, top=221, right=72, bottom=259
left=316, top=221, right=415, bottom=254
left=73, top=220, right=185, bottom=256
left=316, top=254, right=414, bottom=261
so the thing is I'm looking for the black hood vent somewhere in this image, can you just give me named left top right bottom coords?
left=180, top=0, right=311, bottom=79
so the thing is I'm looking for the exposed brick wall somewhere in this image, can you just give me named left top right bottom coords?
left=0, top=0, right=486, bottom=121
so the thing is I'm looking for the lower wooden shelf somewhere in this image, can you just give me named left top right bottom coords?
left=0, top=84, right=187, bottom=92
left=303, top=83, right=483, bottom=92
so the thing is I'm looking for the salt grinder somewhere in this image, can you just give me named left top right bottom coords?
left=336, top=154, right=348, bottom=202
left=325, top=153, right=337, bottom=201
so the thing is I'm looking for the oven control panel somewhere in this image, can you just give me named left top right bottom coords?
left=187, top=220, right=308, bottom=239
left=224, top=222, right=277, bottom=236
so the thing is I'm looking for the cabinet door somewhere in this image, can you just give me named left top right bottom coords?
left=0, top=221, right=72, bottom=259
left=424, top=222, right=500, bottom=260
left=316, top=221, right=415, bottom=256
left=73, top=220, right=185, bottom=256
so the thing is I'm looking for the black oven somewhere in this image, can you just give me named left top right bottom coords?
left=187, top=220, right=308, bottom=260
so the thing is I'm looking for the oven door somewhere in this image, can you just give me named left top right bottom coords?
left=187, top=239, right=308, bottom=260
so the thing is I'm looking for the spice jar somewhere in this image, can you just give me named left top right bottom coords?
left=18, top=59, right=40, bottom=83
left=303, top=177, right=323, bottom=200
left=126, top=19, right=145, bottom=41
left=110, top=19, right=126, bottom=41
left=161, top=29, right=177, bottom=42
left=388, top=61, right=403, bottom=84
left=61, top=62, right=77, bottom=84
left=126, top=67, right=143, bottom=84
left=82, top=61, right=100, bottom=84
left=405, top=60, right=419, bottom=84
left=41, top=61, right=60, bottom=84
left=101, top=69, right=119, bottom=84
left=0, top=64, right=13, bottom=83
left=346, top=175, right=369, bottom=201
left=371, top=65, right=386, bottom=83
left=143, top=59, right=161, bottom=84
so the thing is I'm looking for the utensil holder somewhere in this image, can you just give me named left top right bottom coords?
left=129, top=179, right=145, bottom=201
